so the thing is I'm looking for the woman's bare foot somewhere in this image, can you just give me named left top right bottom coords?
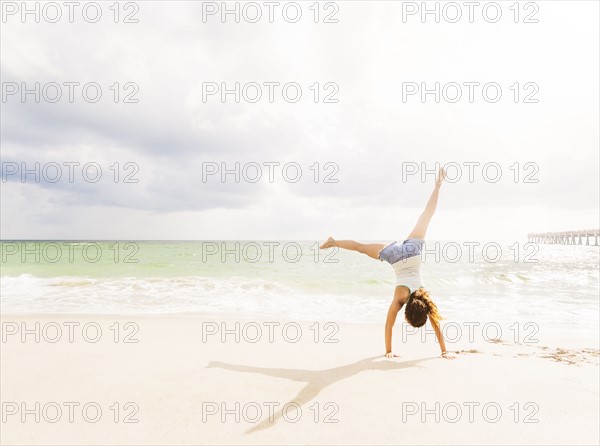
left=435, top=167, right=446, bottom=187
left=320, top=237, right=336, bottom=249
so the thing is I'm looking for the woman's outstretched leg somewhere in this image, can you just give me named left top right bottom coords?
left=320, top=237, right=385, bottom=260
left=406, top=167, right=446, bottom=240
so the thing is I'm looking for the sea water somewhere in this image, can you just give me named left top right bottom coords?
left=1, top=240, right=598, bottom=339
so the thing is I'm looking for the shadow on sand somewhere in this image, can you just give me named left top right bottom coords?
left=207, top=355, right=436, bottom=434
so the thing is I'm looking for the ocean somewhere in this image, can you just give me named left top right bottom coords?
left=1, top=240, right=599, bottom=338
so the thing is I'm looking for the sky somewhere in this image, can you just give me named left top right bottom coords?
left=1, top=0, right=599, bottom=241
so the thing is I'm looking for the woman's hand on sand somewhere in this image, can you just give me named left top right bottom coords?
left=441, top=351, right=456, bottom=360
left=385, top=352, right=400, bottom=358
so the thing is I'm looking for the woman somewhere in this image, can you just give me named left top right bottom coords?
left=320, top=168, right=455, bottom=360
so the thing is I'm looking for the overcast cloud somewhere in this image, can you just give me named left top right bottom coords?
left=1, top=1, right=598, bottom=240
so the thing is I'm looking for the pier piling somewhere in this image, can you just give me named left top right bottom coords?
left=527, top=229, right=600, bottom=246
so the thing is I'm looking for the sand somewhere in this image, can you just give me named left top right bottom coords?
left=1, top=314, right=598, bottom=445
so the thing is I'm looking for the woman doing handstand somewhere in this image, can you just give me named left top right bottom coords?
left=320, top=168, right=455, bottom=360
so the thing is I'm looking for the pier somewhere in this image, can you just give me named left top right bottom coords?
left=527, top=229, right=600, bottom=245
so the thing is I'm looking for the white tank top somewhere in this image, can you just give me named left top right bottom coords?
left=391, top=255, right=425, bottom=291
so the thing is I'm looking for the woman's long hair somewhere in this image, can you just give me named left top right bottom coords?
left=404, top=287, right=442, bottom=327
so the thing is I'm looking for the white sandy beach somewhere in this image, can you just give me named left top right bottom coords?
left=1, top=314, right=598, bottom=445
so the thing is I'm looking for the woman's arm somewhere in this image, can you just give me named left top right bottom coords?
left=384, top=295, right=403, bottom=358
left=429, top=315, right=456, bottom=359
